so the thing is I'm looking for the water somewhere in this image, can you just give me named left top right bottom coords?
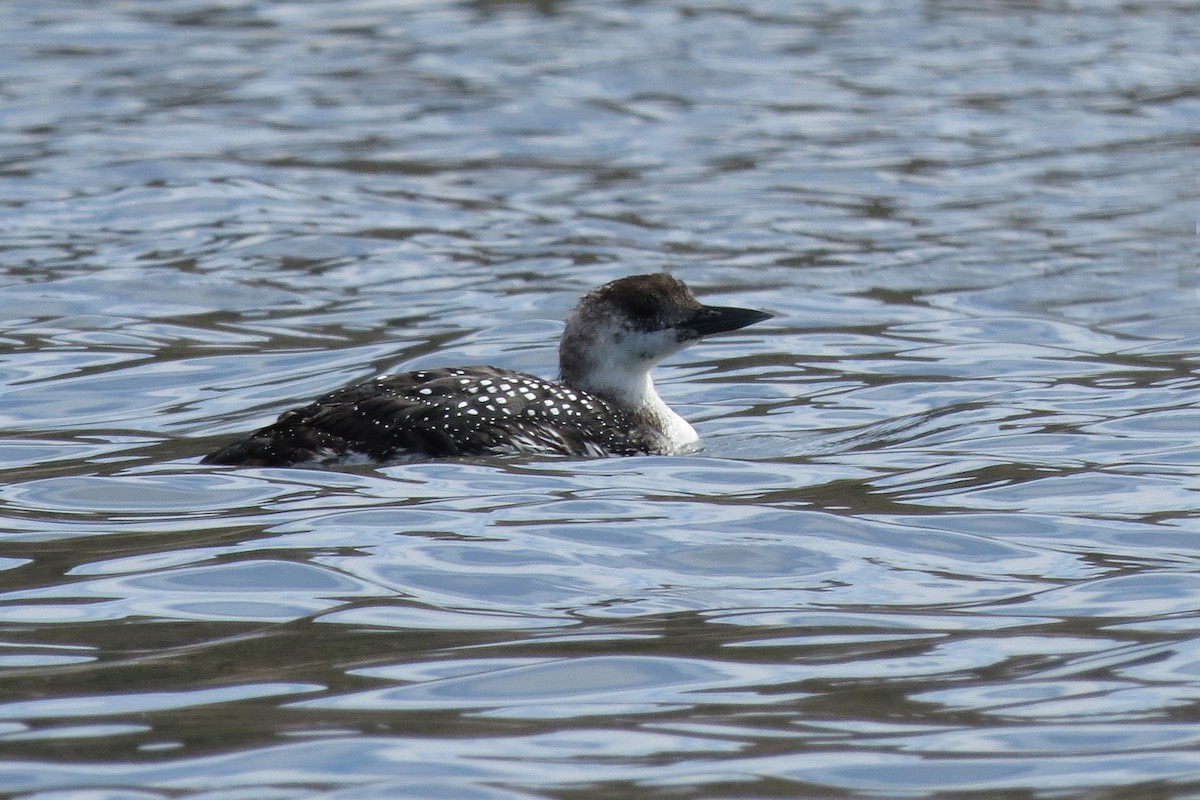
left=0, top=1, right=1197, bottom=797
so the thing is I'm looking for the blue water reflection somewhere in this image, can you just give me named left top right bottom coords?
left=0, top=0, right=1197, bottom=798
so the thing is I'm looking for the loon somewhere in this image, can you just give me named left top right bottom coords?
left=201, top=273, right=772, bottom=467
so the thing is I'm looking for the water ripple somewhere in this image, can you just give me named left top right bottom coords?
left=0, top=0, right=1197, bottom=797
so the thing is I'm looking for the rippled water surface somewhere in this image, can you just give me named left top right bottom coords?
left=1, top=1, right=1198, bottom=798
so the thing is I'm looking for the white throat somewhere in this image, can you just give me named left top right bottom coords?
left=581, top=367, right=699, bottom=453
left=644, top=387, right=699, bottom=452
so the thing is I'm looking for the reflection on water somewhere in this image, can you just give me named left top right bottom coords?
left=0, top=0, right=1197, bottom=798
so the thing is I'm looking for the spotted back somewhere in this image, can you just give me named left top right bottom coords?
left=201, top=366, right=667, bottom=466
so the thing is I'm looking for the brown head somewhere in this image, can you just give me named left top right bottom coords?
left=558, top=273, right=771, bottom=405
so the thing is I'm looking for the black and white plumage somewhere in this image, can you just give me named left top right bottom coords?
left=201, top=273, right=772, bottom=467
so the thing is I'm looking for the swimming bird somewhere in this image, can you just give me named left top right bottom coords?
left=201, top=273, right=771, bottom=467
